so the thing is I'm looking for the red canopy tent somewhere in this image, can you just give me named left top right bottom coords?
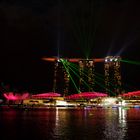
left=31, top=92, right=61, bottom=99
left=120, top=91, right=140, bottom=97
left=65, top=92, right=108, bottom=100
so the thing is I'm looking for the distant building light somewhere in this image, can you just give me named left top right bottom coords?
left=57, top=59, right=60, bottom=62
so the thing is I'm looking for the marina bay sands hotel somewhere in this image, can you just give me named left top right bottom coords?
left=42, top=56, right=121, bottom=97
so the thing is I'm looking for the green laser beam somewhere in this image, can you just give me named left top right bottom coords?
left=63, top=60, right=93, bottom=91
left=121, top=59, right=140, bottom=65
left=61, top=60, right=80, bottom=93
left=65, top=62, right=91, bottom=91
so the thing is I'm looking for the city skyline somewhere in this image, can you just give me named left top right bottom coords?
left=0, top=0, right=140, bottom=93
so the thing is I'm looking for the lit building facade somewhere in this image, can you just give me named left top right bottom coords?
left=104, top=56, right=121, bottom=96
left=49, top=56, right=121, bottom=96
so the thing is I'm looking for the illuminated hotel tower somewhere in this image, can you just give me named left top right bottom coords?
left=79, top=59, right=95, bottom=92
left=53, top=60, right=70, bottom=96
left=104, top=56, right=121, bottom=96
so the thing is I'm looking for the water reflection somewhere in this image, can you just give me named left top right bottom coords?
left=54, top=107, right=68, bottom=139
left=119, top=107, right=127, bottom=128
left=103, top=107, right=127, bottom=140
left=1, top=108, right=140, bottom=140
left=53, top=108, right=106, bottom=140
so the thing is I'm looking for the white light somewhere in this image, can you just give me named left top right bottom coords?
left=56, top=100, right=68, bottom=106
left=105, top=59, right=108, bottom=62
left=102, top=97, right=118, bottom=105
left=57, top=59, right=60, bottom=62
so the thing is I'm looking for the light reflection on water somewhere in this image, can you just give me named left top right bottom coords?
left=103, top=107, right=127, bottom=140
left=1, top=107, right=140, bottom=140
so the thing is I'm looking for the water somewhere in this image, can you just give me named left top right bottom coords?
left=0, top=107, right=140, bottom=140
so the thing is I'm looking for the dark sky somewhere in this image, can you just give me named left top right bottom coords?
left=0, top=0, right=140, bottom=93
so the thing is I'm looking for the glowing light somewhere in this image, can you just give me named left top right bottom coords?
left=3, top=92, right=29, bottom=100
left=121, top=59, right=140, bottom=65
left=105, top=59, right=108, bottom=62
left=57, top=59, right=61, bottom=62
left=102, top=97, right=118, bottom=106
left=56, top=100, right=68, bottom=106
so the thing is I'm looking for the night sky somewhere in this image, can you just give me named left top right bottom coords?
left=0, top=0, right=140, bottom=93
